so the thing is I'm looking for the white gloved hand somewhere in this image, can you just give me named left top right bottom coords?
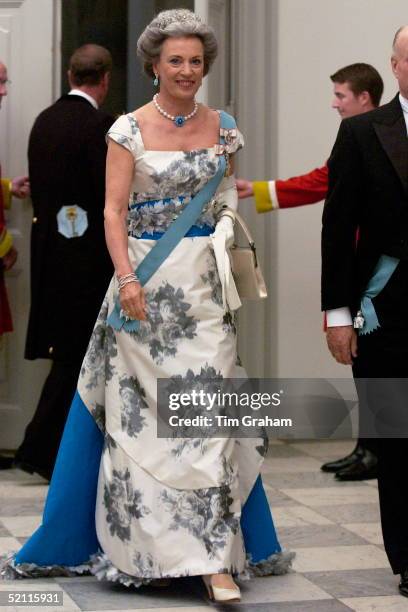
left=210, top=213, right=241, bottom=312
left=212, top=214, right=235, bottom=247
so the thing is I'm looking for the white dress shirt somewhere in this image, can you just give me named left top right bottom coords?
left=68, top=89, right=98, bottom=110
left=399, top=93, right=408, bottom=132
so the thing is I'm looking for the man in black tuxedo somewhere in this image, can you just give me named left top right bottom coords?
left=14, top=44, right=114, bottom=480
left=322, top=26, right=408, bottom=597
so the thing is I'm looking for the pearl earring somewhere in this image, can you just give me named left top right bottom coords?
left=153, top=74, right=159, bottom=87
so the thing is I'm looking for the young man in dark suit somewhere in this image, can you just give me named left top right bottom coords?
left=14, top=45, right=114, bottom=480
left=322, top=26, right=408, bottom=598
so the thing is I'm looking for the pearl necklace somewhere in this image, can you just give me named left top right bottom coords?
left=153, top=93, right=198, bottom=127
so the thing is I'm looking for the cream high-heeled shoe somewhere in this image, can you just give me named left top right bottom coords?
left=202, top=574, right=241, bottom=602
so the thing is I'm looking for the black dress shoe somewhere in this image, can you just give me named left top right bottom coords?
left=13, top=460, right=51, bottom=482
left=335, top=449, right=378, bottom=481
left=0, top=455, right=13, bottom=469
left=321, top=444, right=364, bottom=473
left=399, top=569, right=408, bottom=597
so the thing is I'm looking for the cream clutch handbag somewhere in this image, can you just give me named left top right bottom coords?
left=221, top=209, right=268, bottom=300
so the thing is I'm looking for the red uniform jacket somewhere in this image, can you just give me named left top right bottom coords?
left=253, top=164, right=328, bottom=212
left=275, top=164, right=328, bottom=207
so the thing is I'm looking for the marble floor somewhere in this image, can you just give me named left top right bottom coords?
left=1, top=440, right=406, bottom=612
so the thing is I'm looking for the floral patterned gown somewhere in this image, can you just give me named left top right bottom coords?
left=71, top=114, right=265, bottom=584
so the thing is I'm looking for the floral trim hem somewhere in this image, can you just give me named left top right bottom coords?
left=1, top=549, right=295, bottom=586
left=90, top=553, right=152, bottom=588
left=241, top=550, right=295, bottom=580
left=89, top=553, right=243, bottom=587
left=0, top=552, right=91, bottom=580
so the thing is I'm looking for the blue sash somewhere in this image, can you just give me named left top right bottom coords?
left=108, top=111, right=236, bottom=333
left=358, top=254, right=399, bottom=335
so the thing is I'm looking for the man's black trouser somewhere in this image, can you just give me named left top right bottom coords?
left=352, top=261, right=408, bottom=573
left=356, top=437, right=378, bottom=455
left=15, top=360, right=81, bottom=480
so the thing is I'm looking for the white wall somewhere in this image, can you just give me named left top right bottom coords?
left=273, top=0, right=408, bottom=377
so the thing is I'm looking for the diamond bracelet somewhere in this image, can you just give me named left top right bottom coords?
left=117, top=272, right=139, bottom=291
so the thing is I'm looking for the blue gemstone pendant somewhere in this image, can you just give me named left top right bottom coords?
left=174, top=116, right=185, bottom=127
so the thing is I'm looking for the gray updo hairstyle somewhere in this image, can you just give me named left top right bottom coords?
left=137, top=9, right=218, bottom=79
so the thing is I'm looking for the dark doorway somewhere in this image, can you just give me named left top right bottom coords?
left=61, top=0, right=195, bottom=115
left=61, top=0, right=128, bottom=116
left=127, top=0, right=194, bottom=110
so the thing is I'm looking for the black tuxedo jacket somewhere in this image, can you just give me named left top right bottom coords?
left=25, top=94, right=114, bottom=362
left=322, top=93, right=408, bottom=315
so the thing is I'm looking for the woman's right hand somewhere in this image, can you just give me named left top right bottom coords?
left=119, top=281, right=147, bottom=321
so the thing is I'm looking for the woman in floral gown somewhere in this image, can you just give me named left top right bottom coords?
left=2, top=8, right=293, bottom=602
